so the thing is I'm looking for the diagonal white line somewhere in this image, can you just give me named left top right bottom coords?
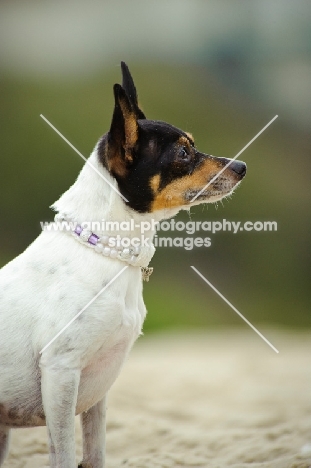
left=191, top=266, right=279, bottom=354
left=40, top=266, right=128, bottom=354
left=191, top=115, right=278, bottom=202
left=40, top=114, right=129, bottom=203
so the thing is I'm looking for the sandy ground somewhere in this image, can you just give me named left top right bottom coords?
left=3, top=330, right=311, bottom=468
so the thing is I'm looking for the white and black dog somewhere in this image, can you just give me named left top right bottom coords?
left=0, top=62, right=246, bottom=467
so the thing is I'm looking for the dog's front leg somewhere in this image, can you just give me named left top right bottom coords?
left=47, top=427, right=56, bottom=467
left=78, top=396, right=106, bottom=468
left=0, top=427, right=10, bottom=466
left=40, top=361, right=80, bottom=468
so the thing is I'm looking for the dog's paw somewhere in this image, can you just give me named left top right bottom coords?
left=78, top=460, right=104, bottom=468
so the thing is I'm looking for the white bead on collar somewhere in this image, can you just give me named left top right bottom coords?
left=54, top=213, right=155, bottom=281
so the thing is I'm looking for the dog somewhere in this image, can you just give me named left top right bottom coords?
left=0, top=62, right=246, bottom=467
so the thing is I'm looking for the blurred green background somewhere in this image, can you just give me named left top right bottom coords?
left=1, top=1, right=310, bottom=332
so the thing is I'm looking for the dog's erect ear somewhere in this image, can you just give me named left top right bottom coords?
left=121, top=61, right=146, bottom=120
left=106, top=83, right=139, bottom=174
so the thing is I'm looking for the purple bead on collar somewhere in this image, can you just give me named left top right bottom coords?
left=74, top=225, right=99, bottom=245
left=88, top=233, right=99, bottom=245
left=74, top=225, right=83, bottom=235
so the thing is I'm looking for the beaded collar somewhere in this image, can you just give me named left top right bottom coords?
left=54, top=214, right=154, bottom=281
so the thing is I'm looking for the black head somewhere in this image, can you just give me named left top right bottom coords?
left=98, top=62, right=246, bottom=213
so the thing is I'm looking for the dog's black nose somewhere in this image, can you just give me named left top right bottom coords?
left=229, top=160, right=247, bottom=177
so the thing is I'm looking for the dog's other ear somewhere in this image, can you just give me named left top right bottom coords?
left=121, top=61, right=146, bottom=119
left=106, top=83, right=139, bottom=174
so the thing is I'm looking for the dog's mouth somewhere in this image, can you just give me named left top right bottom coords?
left=185, top=187, right=237, bottom=204
left=184, top=173, right=244, bottom=205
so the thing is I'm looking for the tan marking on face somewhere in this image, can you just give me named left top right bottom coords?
left=150, top=174, right=161, bottom=193
left=151, top=158, right=238, bottom=212
left=185, top=132, right=194, bottom=143
left=177, top=136, right=192, bottom=149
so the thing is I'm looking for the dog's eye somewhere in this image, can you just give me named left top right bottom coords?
left=178, top=147, right=191, bottom=163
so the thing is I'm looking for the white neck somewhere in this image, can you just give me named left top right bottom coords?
left=52, top=147, right=181, bottom=250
